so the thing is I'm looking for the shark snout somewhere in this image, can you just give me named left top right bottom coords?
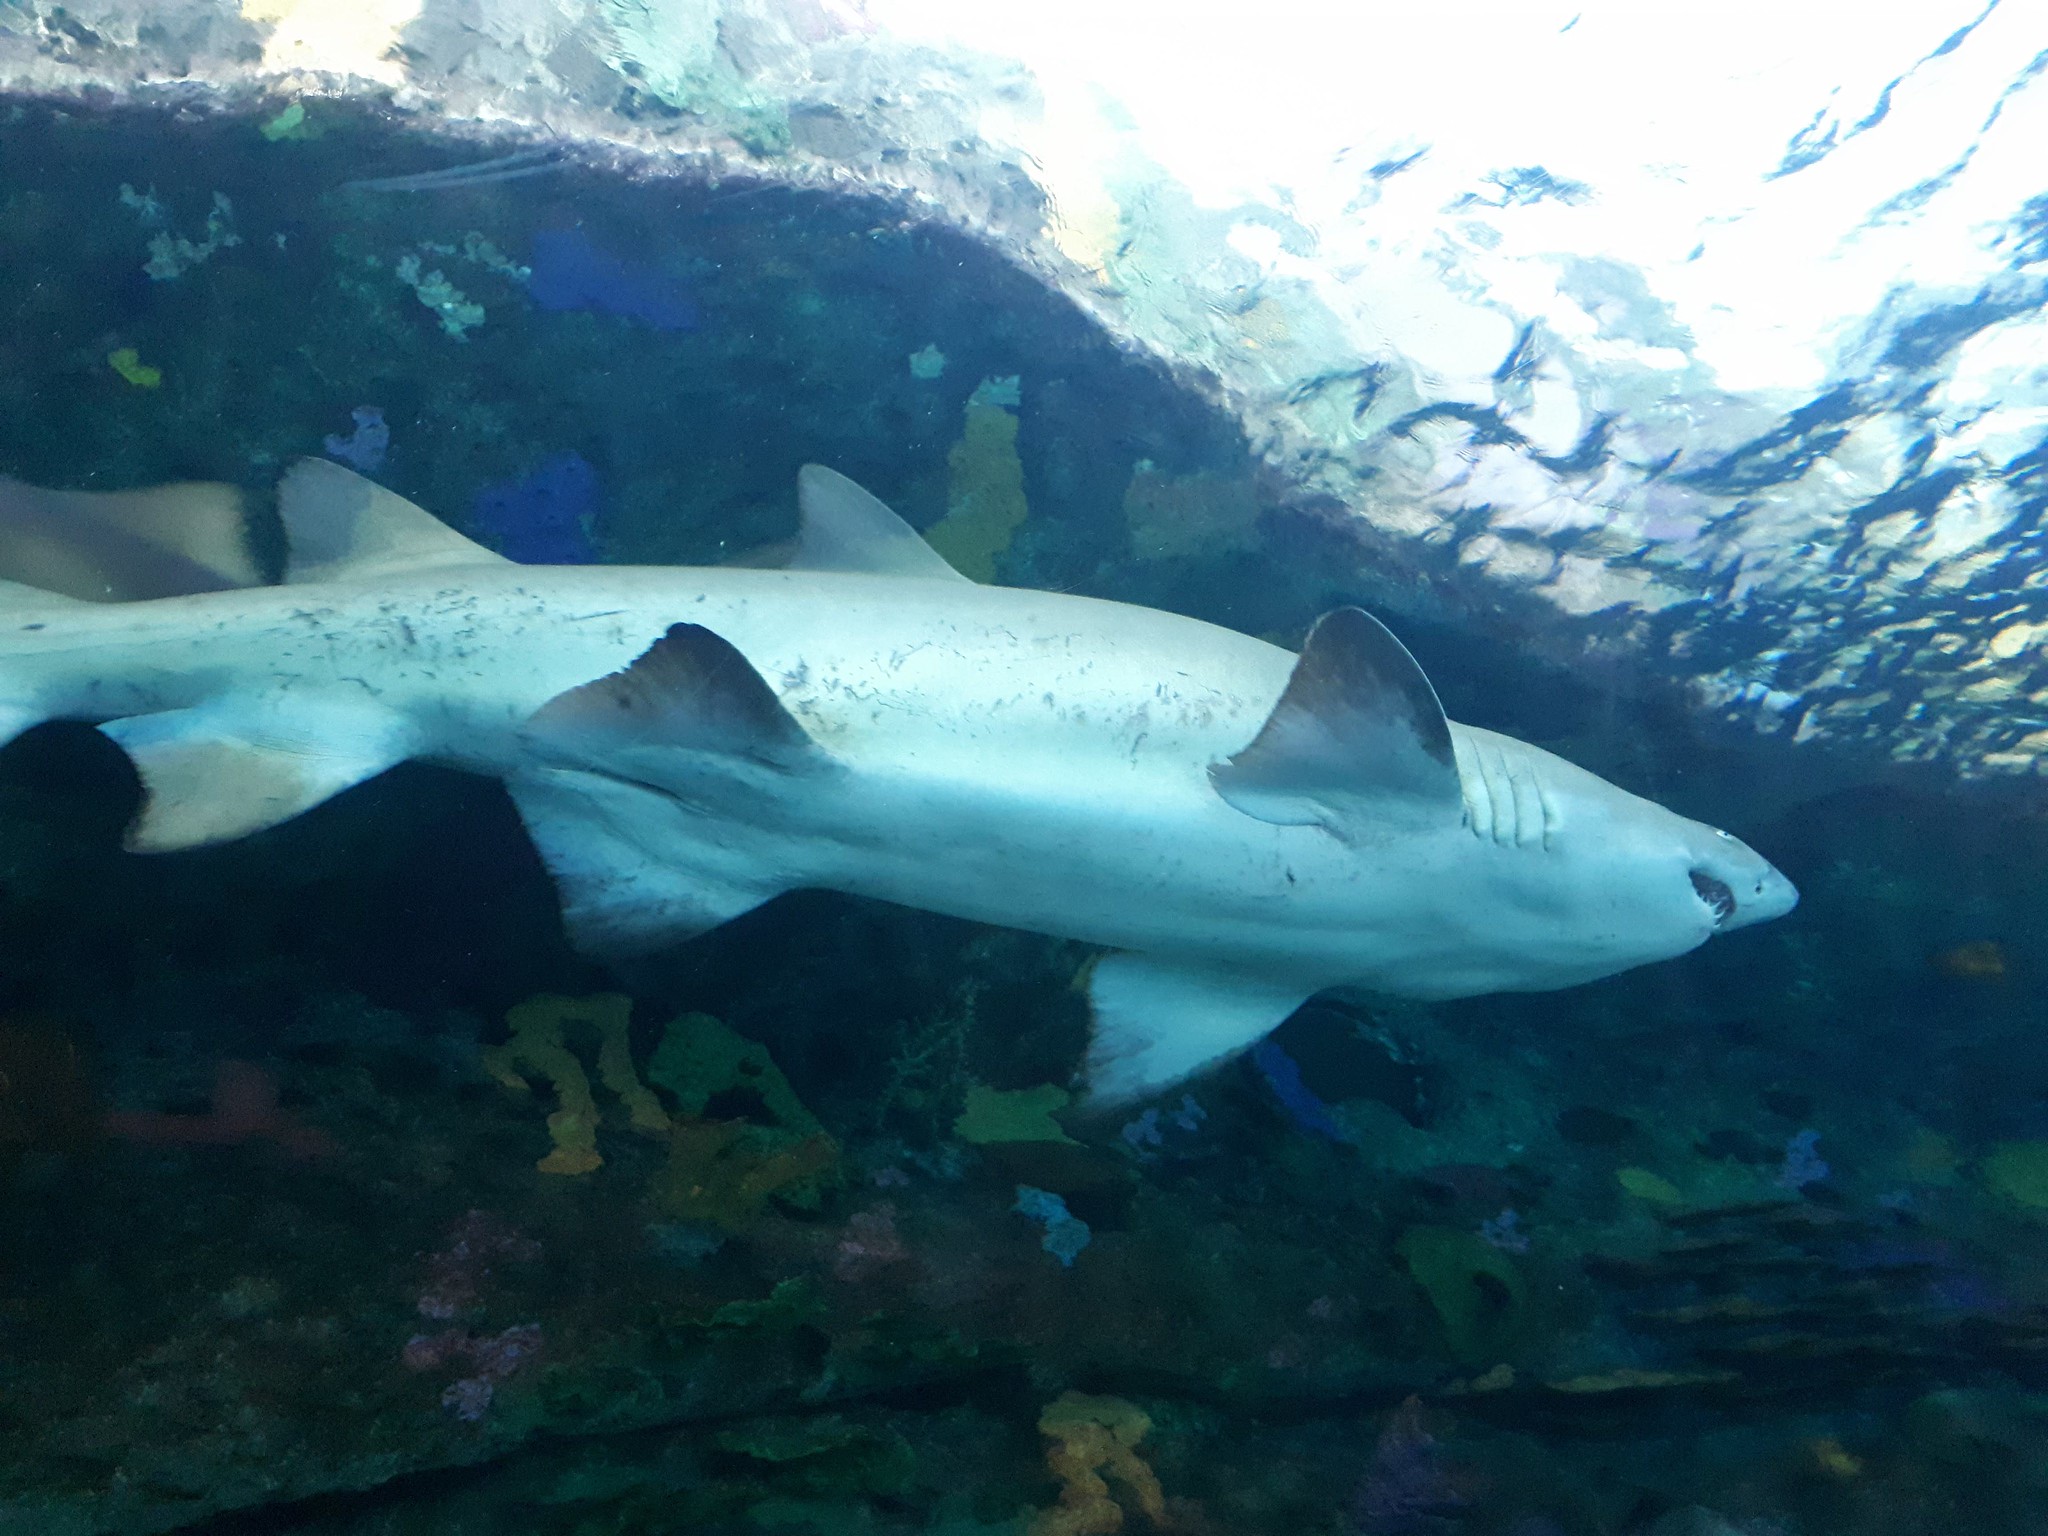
left=1693, top=853, right=1798, bottom=933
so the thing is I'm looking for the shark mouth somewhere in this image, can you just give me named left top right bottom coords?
left=1690, top=870, right=1736, bottom=927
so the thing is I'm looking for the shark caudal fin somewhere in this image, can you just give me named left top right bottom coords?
left=90, top=460, right=507, bottom=853
left=0, top=476, right=265, bottom=601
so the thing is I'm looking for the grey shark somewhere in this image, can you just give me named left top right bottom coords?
left=0, top=460, right=1796, bottom=1102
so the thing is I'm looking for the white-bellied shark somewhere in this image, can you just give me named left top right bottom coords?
left=0, top=460, right=1796, bottom=1102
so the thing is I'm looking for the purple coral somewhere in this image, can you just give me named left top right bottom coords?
left=323, top=405, right=389, bottom=472
left=1349, top=1397, right=1470, bottom=1534
left=472, top=451, right=601, bottom=564
left=405, top=1323, right=544, bottom=1421
left=527, top=227, right=699, bottom=331
left=1776, top=1129, right=1829, bottom=1191
left=416, top=1210, right=541, bottom=1320
left=1253, top=1039, right=1347, bottom=1142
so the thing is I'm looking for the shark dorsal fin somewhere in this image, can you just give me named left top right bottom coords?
left=280, top=459, right=508, bottom=585
left=791, top=465, right=971, bottom=583
left=1210, top=607, right=1460, bottom=836
left=0, top=477, right=264, bottom=601
left=529, top=623, right=827, bottom=770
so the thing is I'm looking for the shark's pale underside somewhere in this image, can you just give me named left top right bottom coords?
left=0, top=460, right=1796, bottom=1102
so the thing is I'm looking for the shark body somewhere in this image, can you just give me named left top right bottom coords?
left=0, top=461, right=1796, bottom=1101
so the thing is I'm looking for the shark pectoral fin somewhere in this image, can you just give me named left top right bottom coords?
left=790, top=466, right=972, bottom=583
left=1208, top=606, right=1462, bottom=838
left=100, top=705, right=410, bottom=852
left=528, top=623, right=833, bottom=774
left=1080, top=952, right=1312, bottom=1106
left=279, top=459, right=509, bottom=585
left=506, top=768, right=786, bottom=955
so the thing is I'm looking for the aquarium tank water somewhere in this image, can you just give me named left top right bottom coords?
left=1, top=2, right=2046, bottom=1533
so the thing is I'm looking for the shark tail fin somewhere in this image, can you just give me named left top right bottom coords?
left=0, top=476, right=266, bottom=602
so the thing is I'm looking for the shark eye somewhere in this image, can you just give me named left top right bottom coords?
left=1690, top=870, right=1736, bottom=925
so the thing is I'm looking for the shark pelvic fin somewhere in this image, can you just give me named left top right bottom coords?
left=279, top=459, right=508, bottom=585
left=101, top=704, right=410, bottom=852
left=0, top=477, right=264, bottom=601
left=1080, top=952, right=1311, bottom=1105
left=507, top=768, right=787, bottom=955
left=1209, top=606, right=1460, bottom=837
left=529, top=623, right=829, bottom=772
left=790, top=465, right=972, bottom=583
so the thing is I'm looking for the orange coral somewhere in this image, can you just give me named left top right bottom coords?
left=1031, top=1392, right=1169, bottom=1536
left=655, top=1117, right=838, bottom=1231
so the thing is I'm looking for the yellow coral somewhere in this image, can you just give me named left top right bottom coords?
left=483, top=993, right=667, bottom=1175
left=1031, top=1392, right=1168, bottom=1536
left=925, top=377, right=1027, bottom=582
left=107, top=347, right=162, bottom=389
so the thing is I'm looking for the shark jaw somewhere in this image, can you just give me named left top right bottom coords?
left=0, top=460, right=1797, bottom=1104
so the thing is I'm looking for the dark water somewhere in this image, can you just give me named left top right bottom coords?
left=1, top=102, right=2045, bottom=1536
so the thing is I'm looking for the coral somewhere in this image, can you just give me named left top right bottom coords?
left=642, top=1012, right=837, bottom=1226
left=395, top=253, right=486, bottom=339
left=402, top=1323, right=543, bottom=1422
left=655, top=1116, right=838, bottom=1230
left=706, top=1277, right=825, bottom=1332
left=482, top=993, right=665, bottom=1175
left=416, top=1210, right=541, bottom=1320
left=926, top=376, right=1028, bottom=581
left=129, top=190, right=239, bottom=280
left=258, top=102, right=318, bottom=141
left=954, top=1083, right=1077, bottom=1146
left=1348, top=1396, right=1469, bottom=1535
left=1982, top=1140, right=2048, bottom=1210
left=472, top=451, right=600, bottom=563
left=106, top=347, right=161, bottom=389
left=103, top=1060, right=335, bottom=1159
left=1775, top=1129, right=1829, bottom=1191
left=323, top=406, right=388, bottom=472
left=646, top=1012, right=822, bottom=1138
left=1252, top=1039, right=1347, bottom=1142
left=526, top=227, right=699, bottom=331
left=1396, top=1226, right=1527, bottom=1368
left=1031, top=1392, right=1168, bottom=1536
left=1616, top=1166, right=1684, bottom=1205
left=1932, top=939, right=2007, bottom=980
left=834, top=1203, right=907, bottom=1281
left=1015, top=1185, right=1092, bottom=1267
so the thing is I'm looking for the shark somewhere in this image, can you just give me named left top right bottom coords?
left=0, top=459, right=1796, bottom=1102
